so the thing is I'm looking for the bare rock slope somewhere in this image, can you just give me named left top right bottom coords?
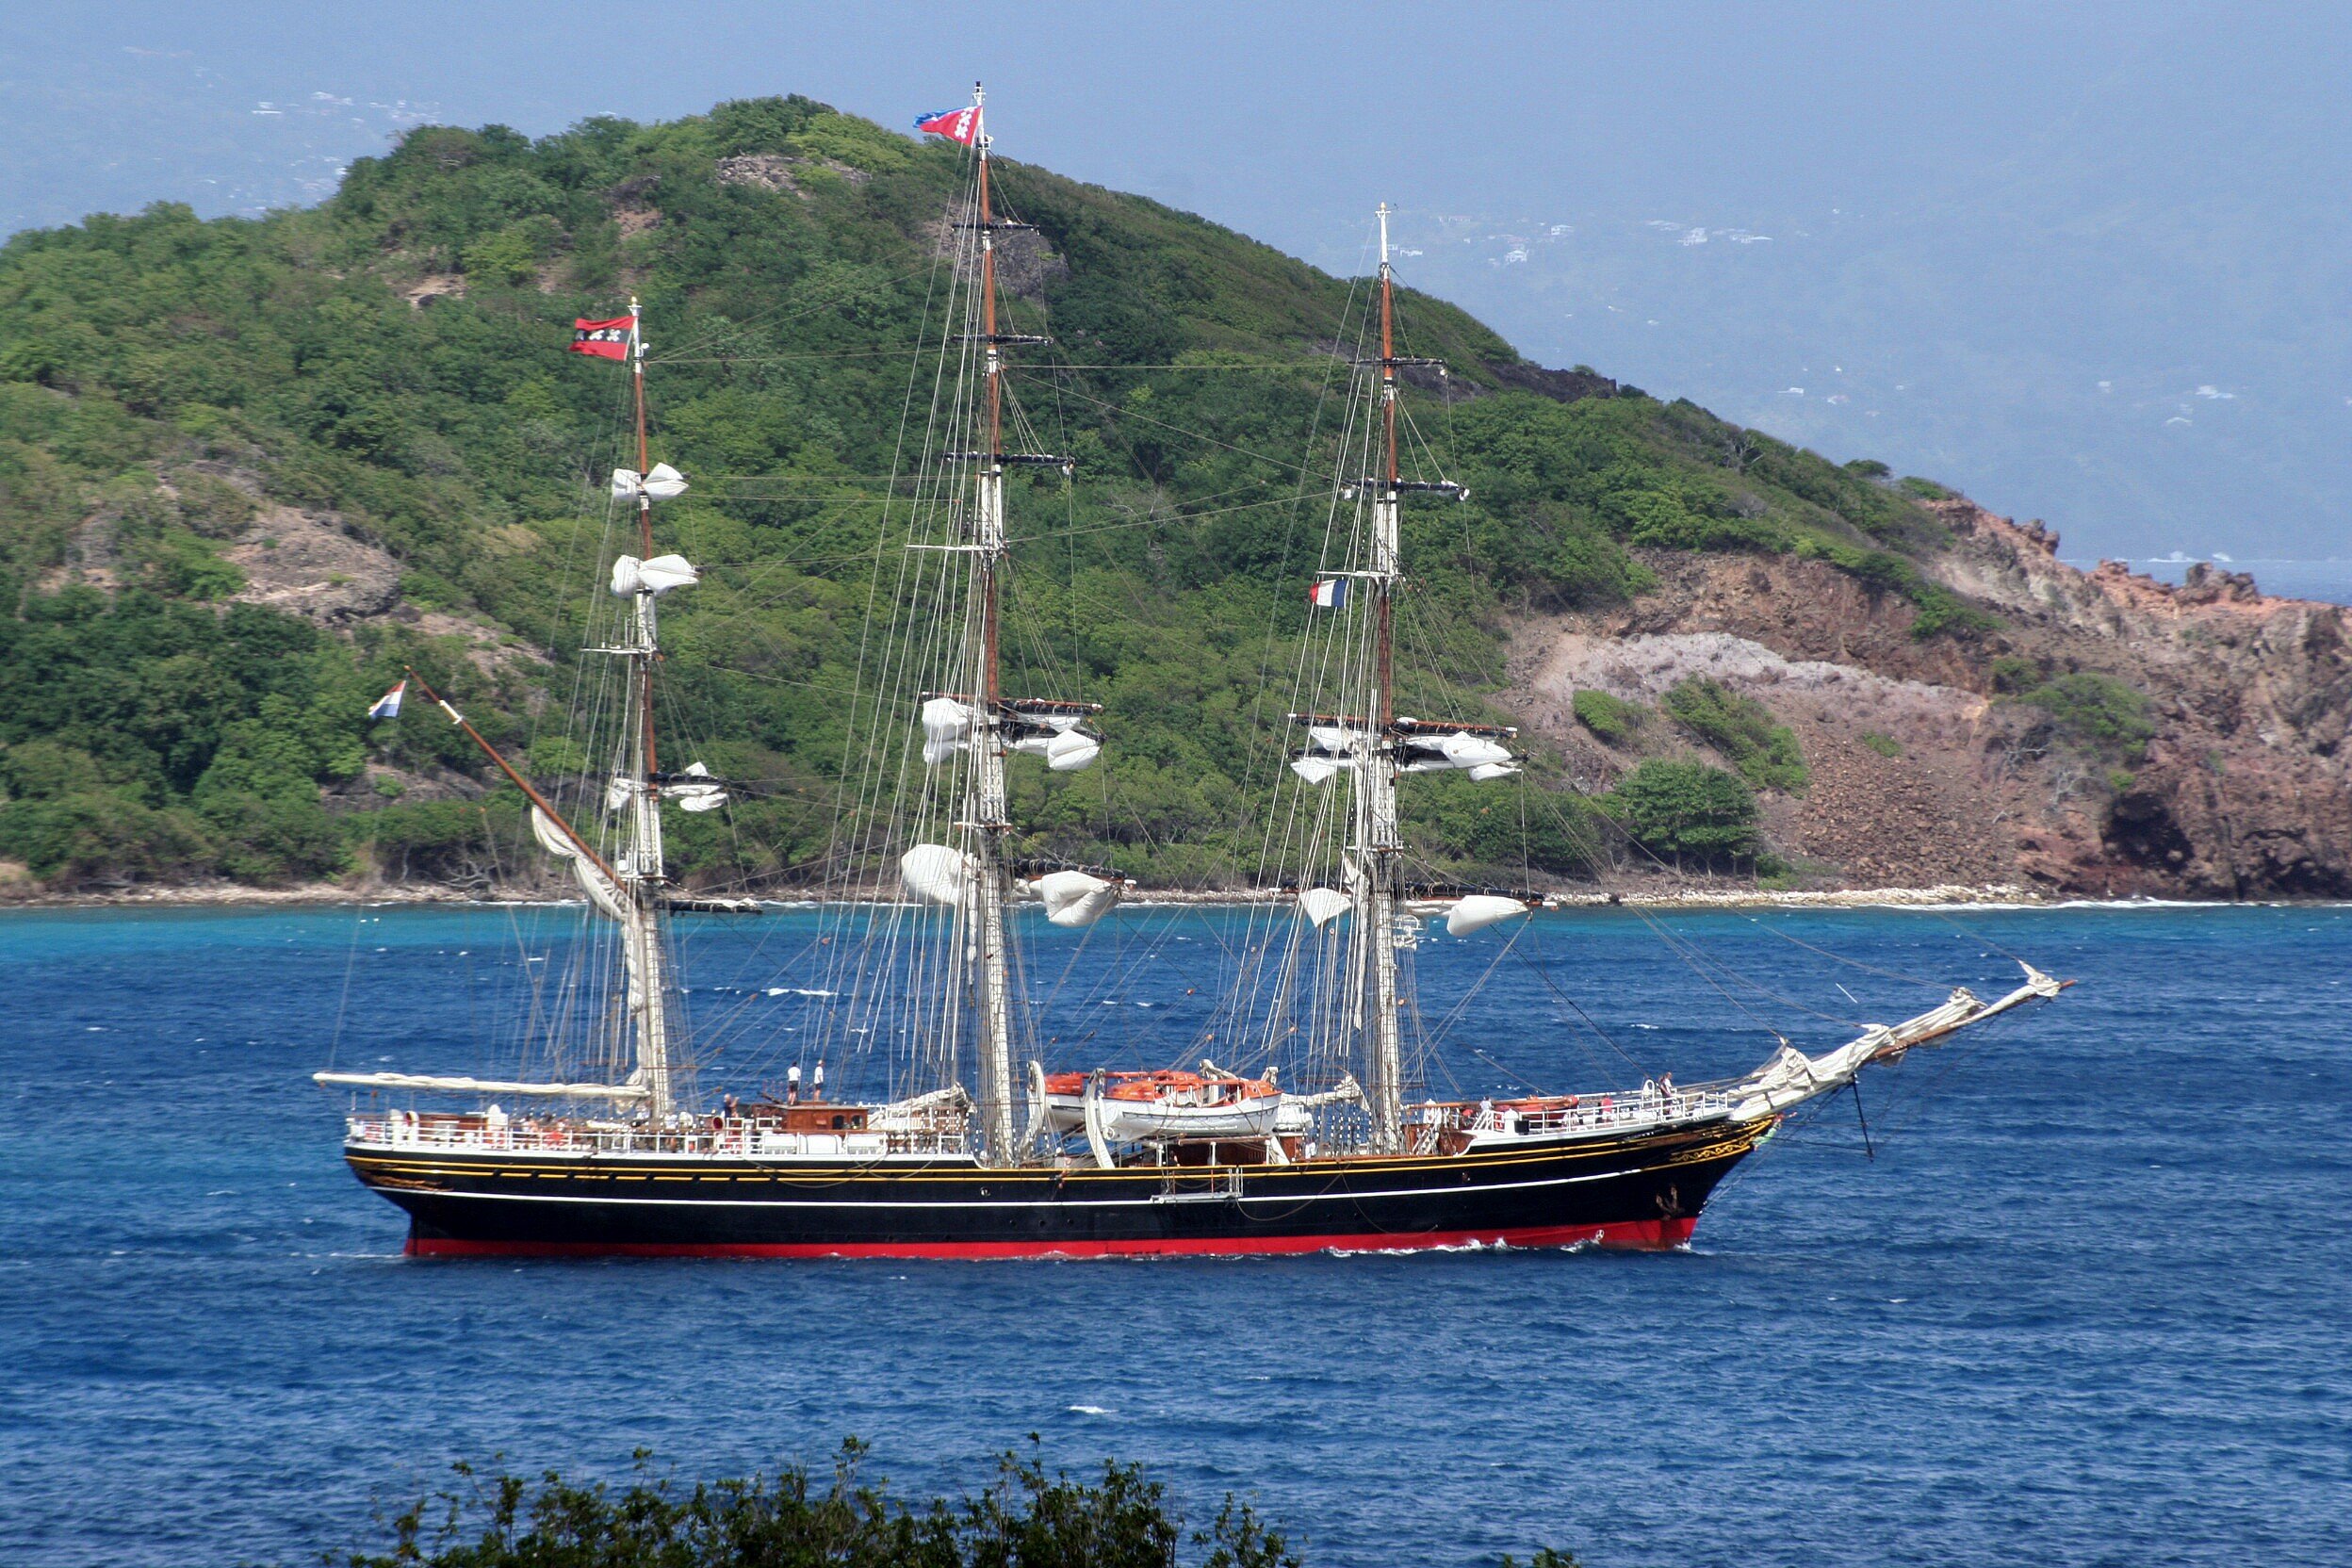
left=1506, top=498, right=2352, bottom=899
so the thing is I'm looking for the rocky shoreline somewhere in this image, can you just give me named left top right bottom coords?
left=0, top=876, right=2284, bottom=914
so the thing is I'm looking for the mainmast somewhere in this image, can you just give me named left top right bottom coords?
left=968, top=87, right=1018, bottom=1164
left=940, top=85, right=1077, bottom=1164
left=1345, top=204, right=1477, bottom=1152
left=1357, top=204, right=1408, bottom=1152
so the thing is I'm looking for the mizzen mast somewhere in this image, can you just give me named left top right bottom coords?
left=1355, top=204, right=1473, bottom=1152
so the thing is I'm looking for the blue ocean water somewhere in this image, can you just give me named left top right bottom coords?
left=2, top=903, right=2346, bottom=1568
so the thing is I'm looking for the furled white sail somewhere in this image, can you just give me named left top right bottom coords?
left=531, top=805, right=629, bottom=920
left=921, top=696, right=976, bottom=764
left=902, top=843, right=976, bottom=906
left=1439, top=731, right=1513, bottom=768
left=1045, top=731, right=1100, bottom=771
left=1465, top=761, right=1521, bottom=782
left=1446, top=894, right=1530, bottom=937
left=1291, top=755, right=1351, bottom=785
left=1037, top=869, right=1119, bottom=927
left=313, top=1070, right=647, bottom=1101
left=1298, top=887, right=1351, bottom=927
left=610, top=553, right=699, bottom=596
left=609, top=462, right=690, bottom=501
left=1308, top=725, right=1366, bottom=753
left=662, top=760, right=727, bottom=812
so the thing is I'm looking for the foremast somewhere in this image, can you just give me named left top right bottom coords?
left=614, top=296, right=675, bottom=1123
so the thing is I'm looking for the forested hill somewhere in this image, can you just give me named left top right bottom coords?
left=0, top=95, right=2147, bottom=898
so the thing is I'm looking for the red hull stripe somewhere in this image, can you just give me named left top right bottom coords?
left=406, top=1217, right=1698, bottom=1260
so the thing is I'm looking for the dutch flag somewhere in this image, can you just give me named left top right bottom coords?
left=367, top=680, right=406, bottom=720
left=1308, top=578, right=1348, bottom=609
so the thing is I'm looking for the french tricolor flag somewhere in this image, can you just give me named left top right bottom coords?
left=367, top=680, right=406, bottom=720
left=1308, top=578, right=1348, bottom=609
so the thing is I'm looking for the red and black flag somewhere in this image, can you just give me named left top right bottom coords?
left=570, top=317, right=632, bottom=360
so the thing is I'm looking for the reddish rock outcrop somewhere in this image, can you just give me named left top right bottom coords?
left=1506, top=496, right=2352, bottom=898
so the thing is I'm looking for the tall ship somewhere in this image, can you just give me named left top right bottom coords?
left=317, top=89, right=2065, bottom=1258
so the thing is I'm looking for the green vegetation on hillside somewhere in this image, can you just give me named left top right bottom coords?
left=2012, top=670, right=2156, bottom=761
left=1858, top=730, right=1903, bottom=758
left=1660, top=677, right=1807, bottom=793
left=1603, top=759, right=1763, bottom=867
left=0, top=94, right=1990, bottom=890
left=1571, top=688, right=1646, bottom=745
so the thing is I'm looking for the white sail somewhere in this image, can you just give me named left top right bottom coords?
left=1292, top=755, right=1350, bottom=785
left=921, top=695, right=975, bottom=764
left=1446, top=894, right=1530, bottom=937
left=530, top=804, right=629, bottom=920
left=609, top=553, right=699, bottom=596
left=1309, top=724, right=1367, bottom=752
left=1465, top=760, right=1521, bottom=782
left=1037, top=869, right=1119, bottom=927
left=662, top=760, right=727, bottom=812
left=1439, top=731, right=1513, bottom=768
left=1045, top=731, right=1101, bottom=771
left=902, top=843, right=975, bottom=906
left=609, top=462, right=690, bottom=501
left=1298, top=887, right=1351, bottom=927
left=314, top=1070, right=646, bottom=1101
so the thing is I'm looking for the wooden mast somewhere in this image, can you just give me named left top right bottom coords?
left=1359, top=204, right=1407, bottom=1152
left=968, top=83, right=1018, bottom=1164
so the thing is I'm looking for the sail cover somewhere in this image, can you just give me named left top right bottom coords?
left=531, top=805, right=629, bottom=919
left=1045, top=731, right=1100, bottom=772
left=902, top=843, right=977, bottom=906
left=1037, top=869, right=1119, bottom=927
left=1446, top=894, right=1530, bottom=937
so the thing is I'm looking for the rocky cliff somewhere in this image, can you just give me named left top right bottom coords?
left=1508, top=498, right=2352, bottom=898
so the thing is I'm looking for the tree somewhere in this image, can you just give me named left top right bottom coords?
left=1606, top=759, right=1761, bottom=867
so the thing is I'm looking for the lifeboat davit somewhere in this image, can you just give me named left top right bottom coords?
left=1039, top=1069, right=1282, bottom=1142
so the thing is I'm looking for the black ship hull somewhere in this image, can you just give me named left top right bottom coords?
left=347, top=1116, right=1773, bottom=1259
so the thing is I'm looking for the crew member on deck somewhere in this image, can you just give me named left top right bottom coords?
left=787, top=1063, right=801, bottom=1104
left=813, top=1059, right=826, bottom=1102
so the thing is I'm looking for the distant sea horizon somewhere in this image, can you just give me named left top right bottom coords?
left=2079, top=556, right=2352, bottom=606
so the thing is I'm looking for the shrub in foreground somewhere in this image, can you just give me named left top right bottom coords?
left=344, top=1445, right=1581, bottom=1567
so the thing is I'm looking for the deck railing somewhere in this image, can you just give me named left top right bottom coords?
left=344, top=1113, right=968, bottom=1160
left=1412, top=1086, right=1735, bottom=1149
